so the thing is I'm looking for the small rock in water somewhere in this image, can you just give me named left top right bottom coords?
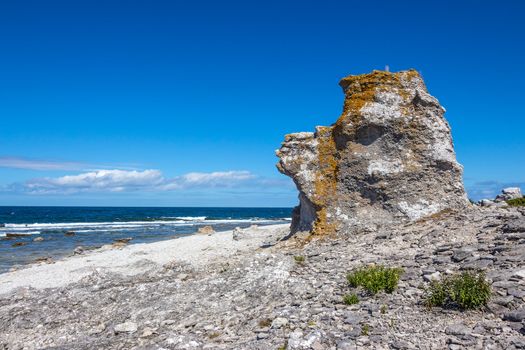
left=34, top=257, right=53, bottom=264
left=114, top=237, right=132, bottom=244
left=11, top=242, right=27, bottom=247
left=6, top=233, right=29, bottom=238
left=114, top=321, right=138, bottom=334
left=33, top=236, right=44, bottom=242
left=64, top=231, right=75, bottom=237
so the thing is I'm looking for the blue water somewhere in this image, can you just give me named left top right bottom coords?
left=0, top=207, right=291, bottom=273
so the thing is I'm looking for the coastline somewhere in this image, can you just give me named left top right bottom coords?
left=0, top=223, right=290, bottom=295
left=1, top=207, right=525, bottom=349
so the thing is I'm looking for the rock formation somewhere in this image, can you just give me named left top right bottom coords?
left=277, top=70, right=468, bottom=234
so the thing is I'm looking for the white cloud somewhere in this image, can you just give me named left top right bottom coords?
left=162, top=171, right=256, bottom=190
left=16, top=169, right=274, bottom=194
left=25, top=169, right=164, bottom=194
left=0, top=156, right=86, bottom=171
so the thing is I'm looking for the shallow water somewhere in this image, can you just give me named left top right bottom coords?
left=0, top=206, right=291, bottom=273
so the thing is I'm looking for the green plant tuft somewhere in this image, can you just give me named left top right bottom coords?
left=294, top=255, right=305, bottom=263
left=425, top=271, right=491, bottom=310
left=361, top=324, right=370, bottom=336
left=507, top=197, right=525, bottom=207
left=347, top=265, right=403, bottom=295
left=343, top=293, right=359, bottom=305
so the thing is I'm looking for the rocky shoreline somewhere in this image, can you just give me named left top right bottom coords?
left=2, top=70, right=524, bottom=349
left=1, top=205, right=525, bottom=349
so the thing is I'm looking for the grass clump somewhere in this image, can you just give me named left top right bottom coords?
left=294, top=255, right=305, bottom=264
left=347, top=265, right=403, bottom=295
left=361, top=324, right=370, bottom=336
left=258, top=318, right=272, bottom=328
left=277, top=341, right=288, bottom=350
left=343, top=293, right=359, bottom=305
left=507, top=197, right=525, bottom=207
left=425, top=271, right=491, bottom=310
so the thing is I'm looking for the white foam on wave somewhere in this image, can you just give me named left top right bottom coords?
left=165, top=216, right=208, bottom=221
left=0, top=218, right=287, bottom=232
left=1, top=231, right=41, bottom=236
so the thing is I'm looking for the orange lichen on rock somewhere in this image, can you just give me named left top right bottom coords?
left=312, top=126, right=338, bottom=234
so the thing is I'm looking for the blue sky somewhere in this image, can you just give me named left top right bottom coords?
left=0, top=0, right=524, bottom=206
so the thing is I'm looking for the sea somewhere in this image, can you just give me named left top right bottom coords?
left=0, top=206, right=292, bottom=273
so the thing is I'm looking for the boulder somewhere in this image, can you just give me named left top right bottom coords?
left=495, top=187, right=522, bottom=202
left=276, top=70, right=468, bottom=234
left=197, top=225, right=215, bottom=235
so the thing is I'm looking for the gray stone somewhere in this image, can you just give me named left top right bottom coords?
left=503, top=218, right=525, bottom=233
left=336, top=340, right=356, bottom=350
left=445, top=323, right=471, bottom=337
left=343, top=313, right=362, bottom=325
left=114, top=321, right=138, bottom=333
left=513, top=269, right=525, bottom=279
left=451, top=247, right=475, bottom=262
left=423, top=271, right=441, bottom=282
left=271, top=317, right=288, bottom=329
left=503, top=308, right=525, bottom=322
left=391, top=339, right=416, bottom=349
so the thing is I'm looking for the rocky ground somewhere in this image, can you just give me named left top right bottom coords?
left=1, top=205, right=525, bottom=349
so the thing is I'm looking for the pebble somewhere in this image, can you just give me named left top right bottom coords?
left=114, top=321, right=138, bottom=333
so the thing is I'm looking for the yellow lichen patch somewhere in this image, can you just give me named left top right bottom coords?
left=311, top=127, right=338, bottom=234
left=337, top=70, right=421, bottom=130
left=416, top=208, right=455, bottom=223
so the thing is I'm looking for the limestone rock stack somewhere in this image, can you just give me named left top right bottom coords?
left=276, top=70, right=468, bottom=234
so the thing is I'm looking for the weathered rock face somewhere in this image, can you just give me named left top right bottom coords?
left=277, top=70, right=468, bottom=234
